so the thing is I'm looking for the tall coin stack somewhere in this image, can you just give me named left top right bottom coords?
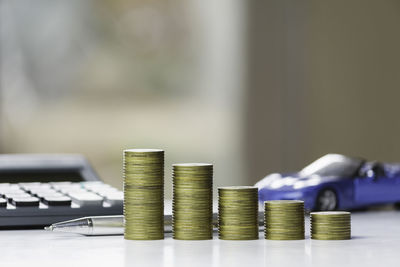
left=218, top=186, right=259, bottom=240
left=264, top=200, right=305, bottom=240
left=123, top=149, right=164, bottom=240
left=310, top=211, right=351, bottom=240
left=172, top=163, right=213, bottom=240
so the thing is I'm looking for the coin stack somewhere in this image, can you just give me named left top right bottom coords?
left=218, top=186, right=259, bottom=240
left=123, top=149, right=164, bottom=240
left=172, top=163, right=213, bottom=240
left=264, top=200, right=305, bottom=240
left=310, top=211, right=351, bottom=240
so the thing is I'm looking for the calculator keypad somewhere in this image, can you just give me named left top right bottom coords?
left=0, top=182, right=122, bottom=209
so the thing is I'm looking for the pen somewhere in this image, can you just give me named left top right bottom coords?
left=45, top=212, right=265, bottom=236
left=45, top=215, right=171, bottom=236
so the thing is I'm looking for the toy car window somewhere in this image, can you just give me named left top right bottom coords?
left=299, top=154, right=364, bottom=178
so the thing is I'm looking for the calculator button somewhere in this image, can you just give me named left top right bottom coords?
left=18, top=182, right=41, bottom=188
left=57, top=185, right=86, bottom=194
left=104, top=192, right=123, bottom=206
left=0, top=198, right=7, bottom=207
left=42, top=196, right=72, bottom=206
left=69, top=192, right=103, bottom=207
left=11, top=197, right=40, bottom=207
left=5, top=193, right=32, bottom=200
left=0, top=184, right=19, bottom=190
left=50, top=182, right=72, bottom=186
left=30, top=188, right=59, bottom=196
left=36, top=192, right=65, bottom=200
left=81, top=181, right=103, bottom=186
left=83, top=183, right=111, bottom=190
left=0, top=188, right=25, bottom=195
left=23, top=184, right=52, bottom=193
left=95, top=188, right=119, bottom=197
left=50, top=182, right=74, bottom=191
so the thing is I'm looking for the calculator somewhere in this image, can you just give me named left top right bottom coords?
left=0, top=154, right=123, bottom=228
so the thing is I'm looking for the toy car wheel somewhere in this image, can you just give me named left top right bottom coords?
left=315, top=189, right=337, bottom=211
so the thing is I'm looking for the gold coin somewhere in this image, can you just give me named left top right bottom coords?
left=172, top=163, right=213, bottom=240
left=264, top=200, right=305, bottom=240
left=123, top=149, right=164, bottom=240
left=310, top=211, right=351, bottom=240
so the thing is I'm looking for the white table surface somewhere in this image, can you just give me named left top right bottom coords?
left=1, top=210, right=399, bottom=267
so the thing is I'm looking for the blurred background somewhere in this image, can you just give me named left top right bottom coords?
left=0, top=0, right=399, bottom=198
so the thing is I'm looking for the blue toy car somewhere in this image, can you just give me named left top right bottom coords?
left=256, top=153, right=400, bottom=211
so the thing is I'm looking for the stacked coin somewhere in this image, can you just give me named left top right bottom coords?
left=123, top=149, right=164, bottom=240
left=310, top=211, right=351, bottom=240
left=218, top=186, right=259, bottom=240
left=173, top=163, right=213, bottom=240
left=264, top=200, right=305, bottom=240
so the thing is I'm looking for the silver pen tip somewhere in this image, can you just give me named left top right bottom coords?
left=44, top=226, right=53, bottom=231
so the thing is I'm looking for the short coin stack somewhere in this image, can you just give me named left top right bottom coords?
left=218, top=186, right=259, bottom=240
left=264, top=200, right=305, bottom=240
left=310, top=211, right=351, bottom=240
left=123, top=149, right=164, bottom=240
left=172, top=163, right=213, bottom=240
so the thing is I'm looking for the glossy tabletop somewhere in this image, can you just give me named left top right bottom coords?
left=1, top=210, right=399, bottom=267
